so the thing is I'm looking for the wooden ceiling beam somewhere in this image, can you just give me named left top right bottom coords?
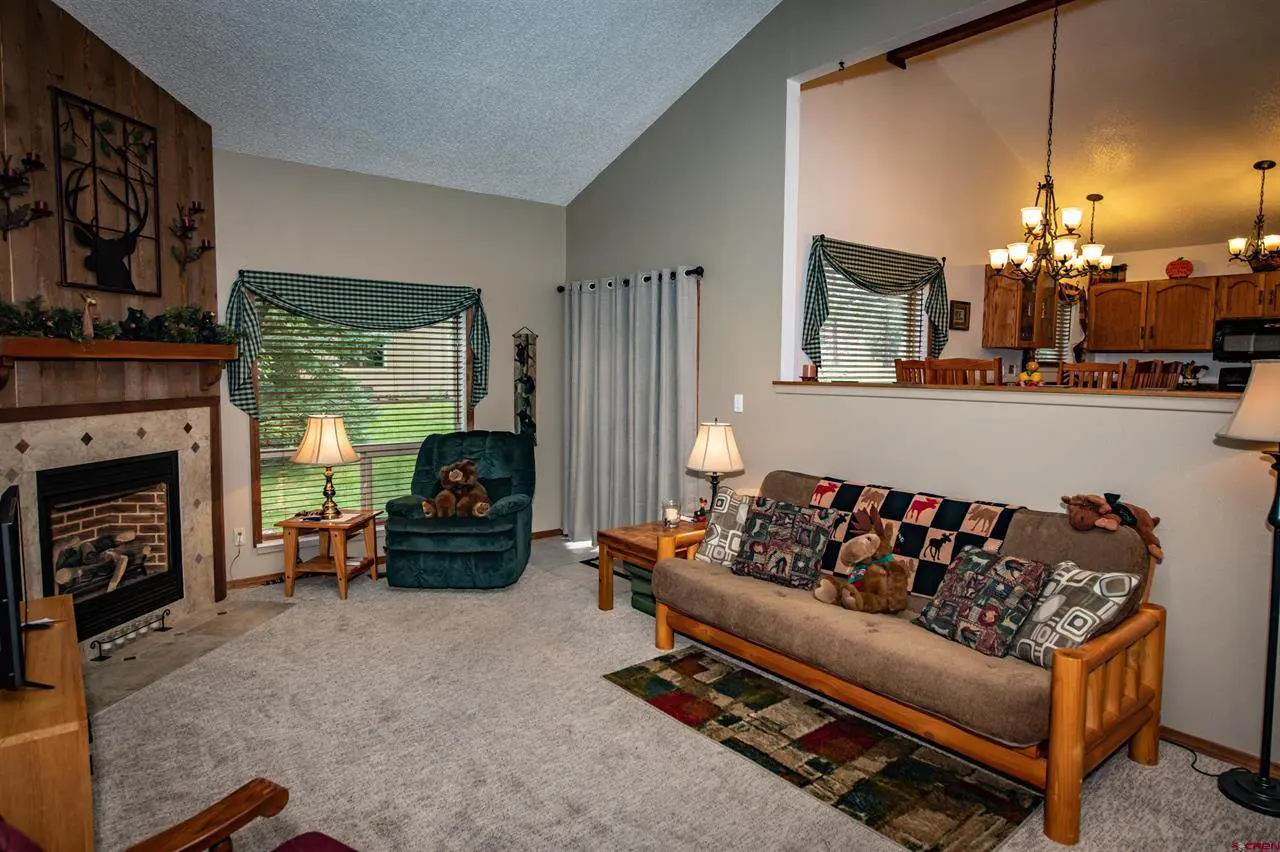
left=886, top=0, right=1080, bottom=69
left=801, top=0, right=1081, bottom=92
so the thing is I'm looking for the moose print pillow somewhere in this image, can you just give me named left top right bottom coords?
left=809, top=477, right=1020, bottom=599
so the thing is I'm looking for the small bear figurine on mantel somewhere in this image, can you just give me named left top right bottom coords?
left=422, top=459, right=491, bottom=519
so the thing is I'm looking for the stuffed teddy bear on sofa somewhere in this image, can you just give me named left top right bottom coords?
left=813, top=508, right=909, bottom=613
left=422, top=459, right=491, bottom=518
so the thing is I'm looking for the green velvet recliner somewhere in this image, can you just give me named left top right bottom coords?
left=384, top=430, right=535, bottom=589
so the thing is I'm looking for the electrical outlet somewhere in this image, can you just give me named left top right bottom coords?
left=233, top=528, right=245, bottom=547
left=733, top=393, right=744, bottom=413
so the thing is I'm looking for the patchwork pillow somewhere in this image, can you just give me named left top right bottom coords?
left=809, top=477, right=1020, bottom=600
left=730, top=497, right=843, bottom=589
left=913, top=546, right=1051, bottom=657
left=1011, top=562, right=1142, bottom=668
left=694, top=488, right=751, bottom=567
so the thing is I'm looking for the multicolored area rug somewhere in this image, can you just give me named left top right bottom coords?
left=605, top=648, right=1041, bottom=851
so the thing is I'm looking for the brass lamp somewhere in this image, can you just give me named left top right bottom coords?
left=686, top=419, right=744, bottom=500
left=291, top=415, right=361, bottom=519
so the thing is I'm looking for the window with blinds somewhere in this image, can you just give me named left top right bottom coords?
left=817, top=268, right=926, bottom=383
left=252, top=303, right=468, bottom=541
left=1035, top=302, right=1077, bottom=366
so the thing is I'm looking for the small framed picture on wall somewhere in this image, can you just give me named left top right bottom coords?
left=948, top=300, right=971, bottom=331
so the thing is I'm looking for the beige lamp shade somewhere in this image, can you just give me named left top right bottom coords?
left=686, top=421, right=744, bottom=475
left=291, top=415, right=361, bottom=466
left=1219, top=361, right=1280, bottom=443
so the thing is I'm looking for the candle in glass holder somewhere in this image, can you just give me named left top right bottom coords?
left=661, top=499, right=680, bottom=528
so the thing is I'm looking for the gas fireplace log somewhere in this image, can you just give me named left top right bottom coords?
left=53, top=537, right=84, bottom=569
left=106, top=552, right=130, bottom=593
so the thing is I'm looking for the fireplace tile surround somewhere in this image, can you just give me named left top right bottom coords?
left=0, top=405, right=216, bottom=642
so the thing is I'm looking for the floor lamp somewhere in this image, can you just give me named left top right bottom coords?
left=1218, top=359, right=1280, bottom=815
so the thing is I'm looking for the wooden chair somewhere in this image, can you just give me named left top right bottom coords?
left=894, top=358, right=928, bottom=384
left=1059, top=362, right=1123, bottom=390
left=1121, top=359, right=1180, bottom=391
left=925, top=357, right=1002, bottom=386
left=126, top=778, right=353, bottom=851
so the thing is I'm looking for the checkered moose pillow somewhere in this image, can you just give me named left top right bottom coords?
left=810, top=477, right=1019, bottom=599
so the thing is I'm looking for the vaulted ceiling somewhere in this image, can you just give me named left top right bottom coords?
left=928, top=0, right=1280, bottom=252
left=52, top=0, right=782, bottom=205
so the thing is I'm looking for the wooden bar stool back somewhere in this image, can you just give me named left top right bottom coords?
left=894, top=358, right=928, bottom=384
left=925, top=357, right=1002, bottom=386
left=1059, top=362, right=1123, bottom=389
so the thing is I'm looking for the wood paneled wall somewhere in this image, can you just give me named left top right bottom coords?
left=0, top=0, right=217, bottom=407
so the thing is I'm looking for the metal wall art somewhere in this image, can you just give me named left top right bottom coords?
left=0, top=150, right=54, bottom=239
left=514, top=327, right=536, bottom=444
left=53, top=89, right=161, bottom=296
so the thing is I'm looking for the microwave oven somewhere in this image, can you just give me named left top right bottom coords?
left=1213, top=318, right=1280, bottom=363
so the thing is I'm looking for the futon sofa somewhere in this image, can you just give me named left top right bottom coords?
left=384, top=430, right=535, bottom=589
left=651, top=470, right=1165, bottom=846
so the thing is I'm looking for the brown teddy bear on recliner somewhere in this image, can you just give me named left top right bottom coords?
left=422, top=459, right=491, bottom=518
left=813, top=508, right=909, bottom=613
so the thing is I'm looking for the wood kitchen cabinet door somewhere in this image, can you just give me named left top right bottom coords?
left=1087, top=282, right=1147, bottom=351
left=1145, top=277, right=1216, bottom=351
left=1030, top=272, right=1058, bottom=349
left=982, top=269, right=1022, bottom=348
left=1216, top=273, right=1265, bottom=318
left=1265, top=272, right=1280, bottom=317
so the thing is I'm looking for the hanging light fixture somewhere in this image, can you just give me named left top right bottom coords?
left=1227, top=160, right=1280, bottom=272
left=986, top=0, right=1114, bottom=302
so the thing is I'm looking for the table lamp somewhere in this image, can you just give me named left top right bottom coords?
left=686, top=419, right=744, bottom=500
left=1217, top=360, right=1280, bottom=815
left=291, top=415, right=361, bottom=519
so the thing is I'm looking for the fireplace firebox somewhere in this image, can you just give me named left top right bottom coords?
left=37, top=452, right=183, bottom=638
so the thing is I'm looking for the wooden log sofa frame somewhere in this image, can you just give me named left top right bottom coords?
left=653, top=531, right=1165, bottom=846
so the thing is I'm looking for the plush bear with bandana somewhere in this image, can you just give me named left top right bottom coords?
left=422, top=459, right=491, bottom=519
left=813, top=507, right=909, bottom=613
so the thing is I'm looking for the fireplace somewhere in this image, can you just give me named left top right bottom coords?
left=37, top=452, right=184, bottom=638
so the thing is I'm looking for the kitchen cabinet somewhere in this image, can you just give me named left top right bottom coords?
left=1145, top=277, right=1216, bottom=351
left=1087, top=282, right=1147, bottom=351
left=981, top=268, right=1056, bottom=349
left=1217, top=273, right=1265, bottom=318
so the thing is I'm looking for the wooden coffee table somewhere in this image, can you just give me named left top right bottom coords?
left=597, top=520, right=705, bottom=611
left=276, top=510, right=382, bottom=600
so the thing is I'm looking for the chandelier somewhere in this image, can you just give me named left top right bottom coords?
left=1226, top=160, right=1280, bottom=272
left=986, top=0, right=1113, bottom=303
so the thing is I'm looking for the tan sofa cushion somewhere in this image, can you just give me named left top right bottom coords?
left=653, top=557, right=1052, bottom=747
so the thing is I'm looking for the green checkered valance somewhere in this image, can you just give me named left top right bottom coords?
left=226, top=269, right=489, bottom=418
left=802, top=235, right=949, bottom=364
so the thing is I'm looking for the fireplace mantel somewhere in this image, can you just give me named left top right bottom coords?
left=0, top=338, right=237, bottom=391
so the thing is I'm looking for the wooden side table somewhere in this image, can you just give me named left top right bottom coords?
left=276, top=510, right=382, bottom=600
left=597, top=520, right=705, bottom=612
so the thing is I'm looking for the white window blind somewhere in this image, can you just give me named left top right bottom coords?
left=1036, top=302, right=1076, bottom=366
left=252, top=303, right=468, bottom=541
left=818, top=267, right=926, bottom=383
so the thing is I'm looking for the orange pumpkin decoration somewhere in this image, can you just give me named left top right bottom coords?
left=1166, top=257, right=1193, bottom=279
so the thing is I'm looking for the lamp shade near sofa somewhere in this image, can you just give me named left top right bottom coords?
left=292, top=415, right=361, bottom=519
left=686, top=420, right=743, bottom=499
left=1217, top=360, right=1280, bottom=815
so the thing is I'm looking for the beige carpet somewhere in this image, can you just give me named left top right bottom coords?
left=88, top=540, right=1272, bottom=851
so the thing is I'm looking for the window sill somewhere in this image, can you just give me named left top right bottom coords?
left=772, top=380, right=1239, bottom=413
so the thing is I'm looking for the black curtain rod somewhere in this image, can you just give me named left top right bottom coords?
left=556, top=266, right=704, bottom=293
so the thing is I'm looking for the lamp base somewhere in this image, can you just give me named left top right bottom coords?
left=319, top=465, right=342, bottom=519
left=1219, top=768, right=1280, bottom=816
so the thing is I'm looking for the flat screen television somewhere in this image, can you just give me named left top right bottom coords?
left=1, top=484, right=43, bottom=690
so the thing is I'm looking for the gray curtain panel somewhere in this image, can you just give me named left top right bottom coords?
left=561, top=267, right=699, bottom=542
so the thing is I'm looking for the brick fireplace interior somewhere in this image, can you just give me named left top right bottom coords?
left=37, top=452, right=184, bottom=639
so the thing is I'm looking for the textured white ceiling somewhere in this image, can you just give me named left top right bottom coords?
left=51, top=0, right=781, bottom=205
left=928, top=0, right=1280, bottom=252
